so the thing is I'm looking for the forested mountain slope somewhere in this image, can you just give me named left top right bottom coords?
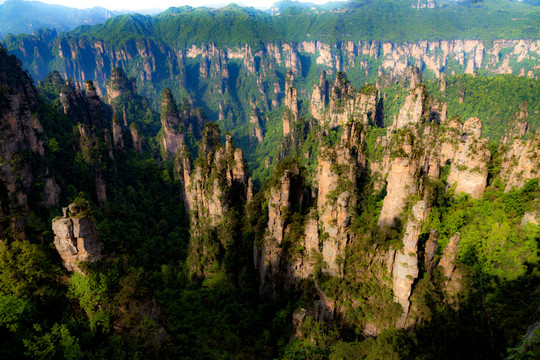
left=0, top=1, right=539, bottom=359
left=0, top=37, right=539, bottom=358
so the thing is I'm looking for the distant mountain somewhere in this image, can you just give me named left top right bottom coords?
left=266, top=0, right=349, bottom=15
left=0, top=0, right=124, bottom=37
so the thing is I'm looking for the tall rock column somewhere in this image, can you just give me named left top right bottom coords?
left=283, top=70, right=298, bottom=137
left=438, top=233, right=462, bottom=297
left=310, top=70, right=329, bottom=121
left=392, top=200, right=429, bottom=328
left=378, top=132, right=420, bottom=227
left=378, top=85, right=446, bottom=226
left=317, top=121, right=366, bottom=276
left=447, top=117, right=490, bottom=198
left=184, top=123, right=251, bottom=279
left=160, top=88, right=186, bottom=159
left=499, top=108, right=540, bottom=191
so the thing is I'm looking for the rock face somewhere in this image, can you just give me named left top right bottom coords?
left=378, top=85, right=444, bottom=227
left=52, top=202, right=103, bottom=274
left=377, top=135, right=419, bottom=227
left=185, top=127, right=249, bottom=224
left=317, top=121, right=366, bottom=276
left=184, top=124, right=251, bottom=279
left=499, top=111, right=540, bottom=192
left=76, top=123, right=107, bottom=202
left=310, top=71, right=329, bottom=121
left=10, top=35, right=540, bottom=95
left=249, top=106, right=264, bottom=143
left=323, top=72, right=379, bottom=128
left=160, top=88, right=186, bottom=159
left=283, top=71, right=298, bottom=137
left=106, top=67, right=136, bottom=104
left=438, top=232, right=462, bottom=296
left=258, top=119, right=366, bottom=295
left=112, top=115, right=124, bottom=149
left=447, top=117, right=490, bottom=199
left=392, top=200, right=430, bottom=328
left=6, top=33, right=540, bottom=136
left=394, top=85, right=427, bottom=130
left=0, top=47, right=59, bottom=238
left=258, top=167, right=301, bottom=294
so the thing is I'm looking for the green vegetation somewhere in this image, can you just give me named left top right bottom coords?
left=37, top=0, right=540, bottom=49
left=426, top=74, right=540, bottom=139
left=0, top=5, right=539, bottom=358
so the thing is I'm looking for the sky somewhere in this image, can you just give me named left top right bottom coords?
left=0, top=0, right=332, bottom=11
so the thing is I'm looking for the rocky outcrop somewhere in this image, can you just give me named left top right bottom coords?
left=376, top=85, right=487, bottom=226
left=6, top=33, right=540, bottom=134
left=76, top=123, right=107, bottom=202
left=317, top=122, right=366, bottom=276
left=258, top=162, right=307, bottom=295
left=185, top=124, right=251, bottom=279
left=377, top=133, right=420, bottom=227
left=258, top=119, right=366, bottom=295
left=0, top=47, right=59, bottom=238
left=499, top=109, right=540, bottom=192
left=447, top=117, right=490, bottom=198
left=106, top=67, right=136, bottom=104
left=438, top=232, right=462, bottom=296
left=249, top=105, right=264, bottom=143
left=160, top=88, right=186, bottom=159
left=259, top=169, right=295, bottom=293
left=310, top=71, right=329, bottom=121
left=283, top=71, right=298, bottom=137
left=186, top=126, right=242, bottom=224
left=392, top=200, right=430, bottom=328
left=500, top=131, right=540, bottom=192
left=130, top=124, right=143, bottom=154
left=52, top=201, right=103, bottom=274
left=324, top=72, right=379, bottom=128
left=112, top=114, right=124, bottom=149
left=424, top=230, right=438, bottom=274
left=378, top=87, right=437, bottom=226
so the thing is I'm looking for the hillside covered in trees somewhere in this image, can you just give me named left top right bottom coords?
left=0, top=0, right=539, bottom=359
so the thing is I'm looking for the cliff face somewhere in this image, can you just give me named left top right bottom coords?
left=317, top=121, right=366, bottom=276
left=500, top=132, right=540, bottom=192
left=6, top=35, right=540, bottom=137
left=446, top=117, right=490, bottom=198
left=184, top=124, right=251, bottom=279
left=283, top=71, right=298, bottom=137
left=59, top=78, right=110, bottom=202
left=499, top=108, right=540, bottom=191
left=312, top=71, right=379, bottom=128
left=257, top=116, right=367, bottom=297
left=258, top=165, right=305, bottom=295
left=377, top=85, right=443, bottom=227
left=9, top=37, right=540, bottom=93
left=0, top=47, right=59, bottom=238
left=392, top=200, right=429, bottom=328
left=52, top=201, right=103, bottom=274
left=160, top=88, right=186, bottom=159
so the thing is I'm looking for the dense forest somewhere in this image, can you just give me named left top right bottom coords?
left=0, top=0, right=539, bottom=359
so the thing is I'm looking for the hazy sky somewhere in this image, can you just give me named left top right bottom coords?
left=0, top=0, right=331, bottom=10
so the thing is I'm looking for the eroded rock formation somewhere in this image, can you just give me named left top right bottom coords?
left=52, top=201, right=103, bottom=274
left=392, top=200, right=430, bottom=328
left=447, top=117, right=490, bottom=198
